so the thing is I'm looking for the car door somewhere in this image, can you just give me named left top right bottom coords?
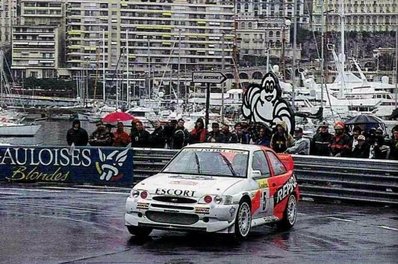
left=265, top=151, right=293, bottom=219
left=250, top=150, right=272, bottom=218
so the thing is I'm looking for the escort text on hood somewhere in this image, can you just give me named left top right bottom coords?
left=135, top=173, right=244, bottom=198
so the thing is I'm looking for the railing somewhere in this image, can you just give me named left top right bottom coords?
left=132, top=148, right=398, bottom=206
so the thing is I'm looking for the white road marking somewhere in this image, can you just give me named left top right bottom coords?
left=378, top=225, right=398, bottom=231
left=0, top=187, right=127, bottom=195
left=327, top=216, right=354, bottom=222
left=44, top=186, right=128, bottom=195
left=0, top=187, right=62, bottom=193
left=0, top=191, right=22, bottom=195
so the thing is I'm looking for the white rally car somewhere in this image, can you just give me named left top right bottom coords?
left=125, top=143, right=300, bottom=239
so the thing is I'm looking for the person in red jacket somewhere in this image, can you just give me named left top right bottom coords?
left=329, top=121, right=351, bottom=157
left=190, top=118, right=207, bottom=144
left=113, top=122, right=131, bottom=147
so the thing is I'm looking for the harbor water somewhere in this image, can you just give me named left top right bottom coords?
left=0, top=120, right=97, bottom=146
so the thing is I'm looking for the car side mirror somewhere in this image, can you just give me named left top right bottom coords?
left=252, top=170, right=262, bottom=179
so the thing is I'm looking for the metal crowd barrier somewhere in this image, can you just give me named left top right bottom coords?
left=132, top=148, right=398, bottom=206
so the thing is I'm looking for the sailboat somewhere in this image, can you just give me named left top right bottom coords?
left=0, top=50, right=42, bottom=136
left=297, top=1, right=397, bottom=120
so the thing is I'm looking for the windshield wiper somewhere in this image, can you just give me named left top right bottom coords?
left=219, top=153, right=237, bottom=177
left=194, top=152, right=201, bottom=174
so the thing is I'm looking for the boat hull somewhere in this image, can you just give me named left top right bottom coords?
left=0, top=124, right=41, bottom=137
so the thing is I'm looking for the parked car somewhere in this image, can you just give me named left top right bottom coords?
left=125, top=143, right=300, bottom=239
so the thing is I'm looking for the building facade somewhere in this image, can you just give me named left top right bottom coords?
left=235, top=0, right=305, bottom=63
left=0, top=0, right=19, bottom=48
left=65, top=0, right=235, bottom=98
left=11, top=0, right=64, bottom=80
left=312, top=0, right=398, bottom=32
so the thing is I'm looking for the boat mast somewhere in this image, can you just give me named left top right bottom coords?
left=177, top=28, right=181, bottom=102
left=0, top=50, right=3, bottom=105
left=126, top=29, right=130, bottom=106
left=102, top=28, right=106, bottom=102
left=292, top=0, right=298, bottom=111
left=395, top=27, right=398, bottom=107
left=320, top=0, right=325, bottom=110
left=338, top=0, right=345, bottom=99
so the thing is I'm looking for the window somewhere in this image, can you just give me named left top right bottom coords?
left=252, top=151, right=270, bottom=177
left=267, top=152, right=287, bottom=176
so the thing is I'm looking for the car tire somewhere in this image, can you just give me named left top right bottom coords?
left=234, top=200, right=252, bottom=239
left=277, top=194, right=297, bottom=230
left=127, top=226, right=152, bottom=238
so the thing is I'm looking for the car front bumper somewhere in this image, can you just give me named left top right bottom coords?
left=125, top=196, right=239, bottom=233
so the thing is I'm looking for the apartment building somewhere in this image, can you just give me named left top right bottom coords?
left=235, top=0, right=306, bottom=62
left=11, top=0, right=64, bottom=79
left=312, top=0, right=398, bottom=32
left=64, top=0, right=235, bottom=97
left=0, top=0, right=18, bottom=47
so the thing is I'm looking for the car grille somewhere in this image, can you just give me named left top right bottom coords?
left=151, top=204, right=194, bottom=211
left=146, top=211, right=199, bottom=225
left=152, top=196, right=197, bottom=204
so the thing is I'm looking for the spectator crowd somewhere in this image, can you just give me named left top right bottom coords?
left=67, top=118, right=398, bottom=161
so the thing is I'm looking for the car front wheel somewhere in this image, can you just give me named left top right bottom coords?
left=277, top=194, right=297, bottom=230
left=234, top=200, right=252, bottom=239
left=127, top=226, right=152, bottom=238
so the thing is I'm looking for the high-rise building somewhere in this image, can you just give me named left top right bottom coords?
left=312, top=0, right=398, bottom=32
left=65, top=0, right=235, bottom=98
left=11, top=0, right=64, bottom=79
left=0, top=0, right=18, bottom=47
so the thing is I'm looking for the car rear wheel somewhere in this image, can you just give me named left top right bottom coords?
left=234, top=200, right=252, bottom=239
left=277, top=194, right=297, bottom=230
left=127, top=226, right=152, bottom=238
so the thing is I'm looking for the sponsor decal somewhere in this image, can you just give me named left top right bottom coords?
left=95, top=149, right=129, bottom=181
left=184, top=148, right=247, bottom=154
left=229, top=206, right=236, bottom=217
left=0, top=146, right=133, bottom=185
left=169, top=180, right=198, bottom=186
left=195, top=207, right=210, bottom=214
left=274, top=176, right=297, bottom=204
left=251, top=190, right=262, bottom=214
left=155, top=188, right=195, bottom=197
left=241, top=71, right=295, bottom=134
left=256, top=178, right=268, bottom=188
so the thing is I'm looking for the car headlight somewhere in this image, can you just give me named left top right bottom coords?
left=130, top=189, right=148, bottom=199
left=214, top=195, right=223, bottom=204
left=198, top=195, right=233, bottom=205
left=130, top=189, right=139, bottom=198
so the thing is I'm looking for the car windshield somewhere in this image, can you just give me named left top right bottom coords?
left=163, top=148, right=249, bottom=178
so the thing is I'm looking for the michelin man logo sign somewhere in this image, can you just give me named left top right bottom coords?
left=242, top=72, right=295, bottom=133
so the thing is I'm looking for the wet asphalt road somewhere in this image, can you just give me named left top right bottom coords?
left=0, top=185, right=397, bottom=264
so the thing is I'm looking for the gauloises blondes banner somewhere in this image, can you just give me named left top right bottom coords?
left=0, top=146, right=134, bottom=185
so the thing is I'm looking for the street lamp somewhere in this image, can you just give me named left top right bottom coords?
left=281, top=19, right=291, bottom=81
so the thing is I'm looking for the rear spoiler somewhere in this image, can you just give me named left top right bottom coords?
left=276, top=153, right=294, bottom=171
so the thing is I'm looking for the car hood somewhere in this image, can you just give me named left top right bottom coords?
left=136, top=173, right=244, bottom=197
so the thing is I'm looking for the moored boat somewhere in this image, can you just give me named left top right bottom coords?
left=0, top=122, right=41, bottom=137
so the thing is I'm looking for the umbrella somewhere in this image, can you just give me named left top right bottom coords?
left=345, top=114, right=383, bottom=125
left=102, top=111, right=135, bottom=124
